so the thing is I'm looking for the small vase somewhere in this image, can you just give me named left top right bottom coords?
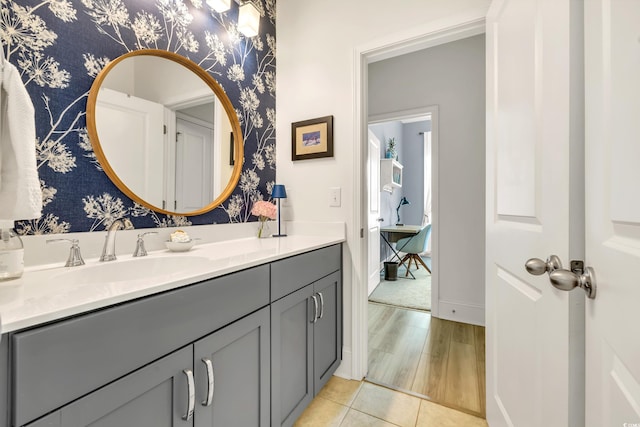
left=257, top=220, right=271, bottom=238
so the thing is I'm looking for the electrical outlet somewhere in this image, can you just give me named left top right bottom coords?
left=329, top=187, right=341, bottom=207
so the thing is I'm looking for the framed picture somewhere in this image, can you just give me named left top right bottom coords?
left=291, top=115, right=334, bottom=161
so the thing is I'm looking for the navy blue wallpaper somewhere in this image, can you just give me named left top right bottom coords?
left=2, top=0, right=276, bottom=233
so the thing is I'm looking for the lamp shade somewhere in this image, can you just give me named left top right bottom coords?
left=238, top=1, right=260, bottom=37
left=206, top=0, right=230, bottom=12
left=271, top=184, right=287, bottom=199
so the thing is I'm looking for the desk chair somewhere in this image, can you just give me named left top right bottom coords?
left=396, top=224, right=431, bottom=277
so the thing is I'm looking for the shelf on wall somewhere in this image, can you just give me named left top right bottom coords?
left=380, top=159, right=403, bottom=192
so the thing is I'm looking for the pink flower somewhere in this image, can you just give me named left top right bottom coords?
left=251, top=200, right=277, bottom=238
left=251, top=200, right=277, bottom=220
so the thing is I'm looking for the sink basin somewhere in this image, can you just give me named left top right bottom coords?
left=51, top=256, right=212, bottom=285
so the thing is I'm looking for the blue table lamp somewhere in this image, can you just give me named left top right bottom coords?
left=396, top=196, right=410, bottom=225
left=271, top=184, right=287, bottom=237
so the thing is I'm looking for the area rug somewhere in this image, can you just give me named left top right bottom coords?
left=369, top=259, right=431, bottom=311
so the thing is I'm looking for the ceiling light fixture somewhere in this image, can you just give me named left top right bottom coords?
left=206, top=0, right=230, bottom=13
left=206, top=0, right=261, bottom=37
left=237, top=1, right=260, bottom=37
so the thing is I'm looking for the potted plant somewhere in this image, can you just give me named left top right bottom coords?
left=386, top=137, right=397, bottom=160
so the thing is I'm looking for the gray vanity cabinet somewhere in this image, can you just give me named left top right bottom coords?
left=270, top=244, right=343, bottom=427
left=312, top=272, right=342, bottom=395
left=270, top=284, right=315, bottom=427
left=12, top=265, right=270, bottom=427
left=23, top=307, right=270, bottom=427
left=193, top=306, right=270, bottom=427
left=26, top=345, right=193, bottom=427
left=2, top=243, right=342, bottom=427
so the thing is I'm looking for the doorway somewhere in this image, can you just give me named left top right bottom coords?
left=365, top=110, right=485, bottom=417
left=367, top=112, right=434, bottom=313
left=354, top=17, right=487, bottom=419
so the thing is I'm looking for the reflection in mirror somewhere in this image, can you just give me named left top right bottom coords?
left=87, top=50, right=243, bottom=216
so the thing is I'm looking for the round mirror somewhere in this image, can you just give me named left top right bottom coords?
left=87, top=49, right=244, bottom=216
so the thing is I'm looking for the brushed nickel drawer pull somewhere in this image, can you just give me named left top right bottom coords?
left=201, top=358, right=214, bottom=406
left=183, top=369, right=195, bottom=420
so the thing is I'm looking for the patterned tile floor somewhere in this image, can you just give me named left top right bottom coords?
left=294, top=377, right=488, bottom=427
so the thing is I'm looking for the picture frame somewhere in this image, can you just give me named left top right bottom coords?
left=291, top=115, right=334, bottom=161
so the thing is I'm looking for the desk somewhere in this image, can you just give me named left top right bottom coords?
left=380, top=225, right=422, bottom=279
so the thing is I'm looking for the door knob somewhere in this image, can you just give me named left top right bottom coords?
left=525, top=256, right=597, bottom=300
left=525, top=255, right=563, bottom=276
left=549, top=266, right=597, bottom=299
left=377, top=218, right=384, bottom=222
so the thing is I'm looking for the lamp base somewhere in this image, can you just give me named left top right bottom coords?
left=272, top=234, right=287, bottom=238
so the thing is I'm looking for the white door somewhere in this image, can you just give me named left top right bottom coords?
left=96, top=88, right=164, bottom=208
left=485, top=0, right=583, bottom=425
left=175, top=118, right=214, bottom=212
left=584, top=1, right=640, bottom=424
left=367, top=129, right=381, bottom=296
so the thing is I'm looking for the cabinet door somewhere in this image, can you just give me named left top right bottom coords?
left=57, top=346, right=193, bottom=427
left=193, top=307, right=270, bottom=427
left=271, top=285, right=314, bottom=427
left=313, top=271, right=342, bottom=395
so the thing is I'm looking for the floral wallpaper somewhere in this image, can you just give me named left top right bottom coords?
left=1, top=0, right=276, bottom=234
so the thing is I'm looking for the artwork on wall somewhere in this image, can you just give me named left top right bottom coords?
left=291, top=115, right=334, bottom=161
left=2, top=0, right=277, bottom=234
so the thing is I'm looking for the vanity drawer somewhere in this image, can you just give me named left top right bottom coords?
left=271, top=244, right=341, bottom=302
left=12, top=264, right=269, bottom=427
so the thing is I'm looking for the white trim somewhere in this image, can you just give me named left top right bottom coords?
left=334, top=347, right=352, bottom=379
left=361, top=13, right=488, bottom=64
left=352, top=15, right=486, bottom=381
left=165, top=93, right=215, bottom=110
left=429, top=109, right=439, bottom=318
left=368, top=107, right=433, bottom=124
left=351, top=46, right=368, bottom=380
left=437, top=300, right=485, bottom=327
left=175, top=111, right=214, bottom=129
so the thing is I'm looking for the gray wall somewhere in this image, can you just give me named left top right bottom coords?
left=368, top=34, right=486, bottom=325
left=402, top=121, right=430, bottom=227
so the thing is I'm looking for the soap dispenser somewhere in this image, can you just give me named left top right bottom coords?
left=0, top=220, right=24, bottom=281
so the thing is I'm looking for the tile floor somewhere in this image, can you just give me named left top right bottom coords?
left=294, top=376, right=488, bottom=427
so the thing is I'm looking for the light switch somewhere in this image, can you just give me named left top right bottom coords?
left=329, top=187, right=341, bottom=207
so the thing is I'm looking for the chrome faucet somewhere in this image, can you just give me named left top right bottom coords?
left=46, top=238, right=85, bottom=267
left=100, top=218, right=134, bottom=262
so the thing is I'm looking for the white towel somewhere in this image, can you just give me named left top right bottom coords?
left=0, top=59, right=42, bottom=221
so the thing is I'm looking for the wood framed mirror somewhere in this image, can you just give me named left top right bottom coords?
left=87, top=49, right=244, bottom=216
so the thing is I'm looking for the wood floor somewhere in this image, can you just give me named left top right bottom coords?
left=367, top=302, right=486, bottom=418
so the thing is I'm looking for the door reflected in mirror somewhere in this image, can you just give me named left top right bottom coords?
left=87, top=50, right=243, bottom=216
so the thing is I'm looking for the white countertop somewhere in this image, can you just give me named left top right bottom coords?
left=0, top=234, right=344, bottom=334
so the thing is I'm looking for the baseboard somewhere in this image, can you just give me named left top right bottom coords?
left=436, top=300, right=485, bottom=326
left=333, top=347, right=353, bottom=379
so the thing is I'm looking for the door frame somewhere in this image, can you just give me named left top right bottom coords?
left=351, top=15, right=486, bottom=379
left=368, top=107, right=439, bottom=316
